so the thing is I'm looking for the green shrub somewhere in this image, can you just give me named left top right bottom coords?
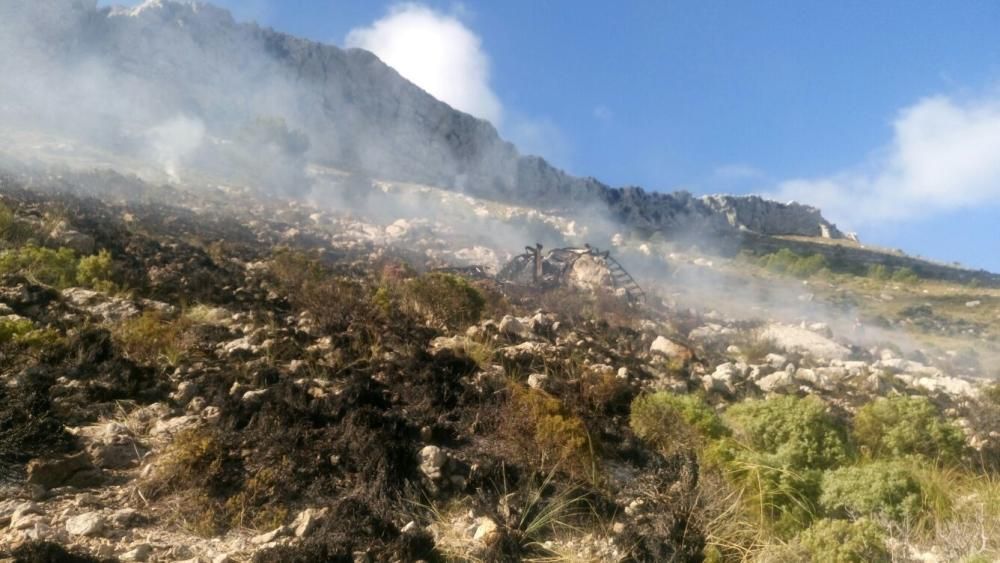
left=758, top=249, right=829, bottom=279
left=0, top=245, right=77, bottom=287
left=405, top=272, right=485, bottom=329
left=113, top=310, right=193, bottom=366
left=891, top=267, right=919, bottom=284
left=76, top=249, right=116, bottom=292
left=853, top=396, right=965, bottom=463
left=724, top=396, right=850, bottom=470
left=820, top=461, right=922, bottom=523
left=790, top=518, right=890, bottom=563
left=0, top=203, right=37, bottom=246
left=0, top=317, right=35, bottom=344
left=867, top=264, right=890, bottom=281
left=0, top=245, right=116, bottom=291
left=630, top=392, right=726, bottom=454
left=505, top=384, right=594, bottom=479
left=706, top=396, right=852, bottom=536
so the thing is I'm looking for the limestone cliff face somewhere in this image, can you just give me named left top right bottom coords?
left=701, top=195, right=844, bottom=239
left=0, top=0, right=844, bottom=241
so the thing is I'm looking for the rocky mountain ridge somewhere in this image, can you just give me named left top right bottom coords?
left=0, top=0, right=845, bottom=243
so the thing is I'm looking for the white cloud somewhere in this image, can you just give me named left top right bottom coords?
left=345, top=3, right=502, bottom=125
left=770, top=94, right=1000, bottom=229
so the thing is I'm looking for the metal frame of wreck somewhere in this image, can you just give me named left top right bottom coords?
left=497, top=243, right=646, bottom=305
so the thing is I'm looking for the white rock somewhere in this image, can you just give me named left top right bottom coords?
left=149, top=415, right=198, bottom=437
left=915, top=376, right=977, bottom=398
left=527, top=373, right=549, bottom=390
left=65, top=512, right=105, bottom=537
left=756, top=371, right=794, bottom=393
left=499, top=315, right=529, bottom=338
left=764, top=353, right=787, bottom=369
left=650, top=336, right=689, bottom=359
left=762, top=324, right=849, bottom=361
left=291, top=507, right=327, bottom=538
left=251, top=525, right=288, bottom=545
left=419, top=445, right=447, bottom=480
left=120, top=544, right=153, bottom=562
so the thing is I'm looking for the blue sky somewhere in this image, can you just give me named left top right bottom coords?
left=102, top=1, right=1000, bottom=271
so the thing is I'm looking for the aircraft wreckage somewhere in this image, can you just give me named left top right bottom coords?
left=497, top=244, right=646, bottom=304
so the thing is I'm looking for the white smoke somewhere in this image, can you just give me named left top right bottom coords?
left=146, top=116, right=206, bottom=183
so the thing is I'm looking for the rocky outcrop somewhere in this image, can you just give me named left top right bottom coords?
left=702, top=194, right=844, bottom=238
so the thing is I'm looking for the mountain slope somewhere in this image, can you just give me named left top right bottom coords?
left=0, top=0, right=843, bottom=241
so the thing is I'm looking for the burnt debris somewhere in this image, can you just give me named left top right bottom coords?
left=498, top=243, right=646, bottom=304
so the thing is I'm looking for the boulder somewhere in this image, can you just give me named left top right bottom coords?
left=650, top=336, right=692, bottom=362
left=499, top=315, right=529, bottom=339
left=65, top=512, right=105, bottom=537
left=755, top=371, right=795, bottom=393
left=761, top=324, right=850, bottom=361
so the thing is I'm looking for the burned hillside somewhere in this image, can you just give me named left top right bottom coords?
left=0, top=173, right=998, bottom=562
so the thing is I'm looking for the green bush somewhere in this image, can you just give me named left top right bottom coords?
left=891, top=267, right=919, bottom=284
left=505, top=384, right=594, bottom=479
left=820, top=461, right=922, bottom=522
left=0, top=317, right=59, bottom=349
left=630, top=392, right=727, bottom=454
left=76, top=249, right=116, bottom=292
left=853, top=396, right=965, bottom=463
left=791, top=518, right=890, bottom=563
left=0, top=203, right=37, bottom=246
left=405, top=272, right=485, bottom=329
left=706, top=395, right=852, bottom=537
left=724, top=395, right=850, bottom=470
left=113, top=310, right=193, bottom=366
left=757, top=249, right=829, bottom=279
left=0, top=245, right=78, bottom=287
left=867, top=264, right=890, bottom=281
left=0, top=245, right=116, bottom=291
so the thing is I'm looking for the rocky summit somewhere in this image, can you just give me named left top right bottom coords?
left=0, top=2, right=999, bottom=563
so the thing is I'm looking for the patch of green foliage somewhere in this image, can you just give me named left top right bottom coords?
left=405, top=272, right=485, bottom=329
left=0, top=317, right=59, bottom=350
left=820, top=461, right=922, bottom=523
left=705, top=396, right=852, bottom=536
left=868, top=263, right=920, bottom=284
left=0, top=317, right=35, bottom=344
left=788, top=518, right=890, bottom=563
left=0, top=245, right=116, bottom=291
left=756, top=249, right=829, bottom=279
left=76, top=250, right=116, bottom=292
left=113, top=310, right=193, bottom=367
left=506, top=384, right=595, bottom=480
left=891, top=267, right=919, bottom=284
left=853, top=396, right=965, bottom=464
left=630, top=392, right=727, bottom=455
left=0, top=245, right=78, bottom=287
left=723, top=395, right=850, bottom=470
left=0, top=202, right=38, bottom=247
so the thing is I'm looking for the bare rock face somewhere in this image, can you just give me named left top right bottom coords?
left=701, top=194, right=844, bottom=239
